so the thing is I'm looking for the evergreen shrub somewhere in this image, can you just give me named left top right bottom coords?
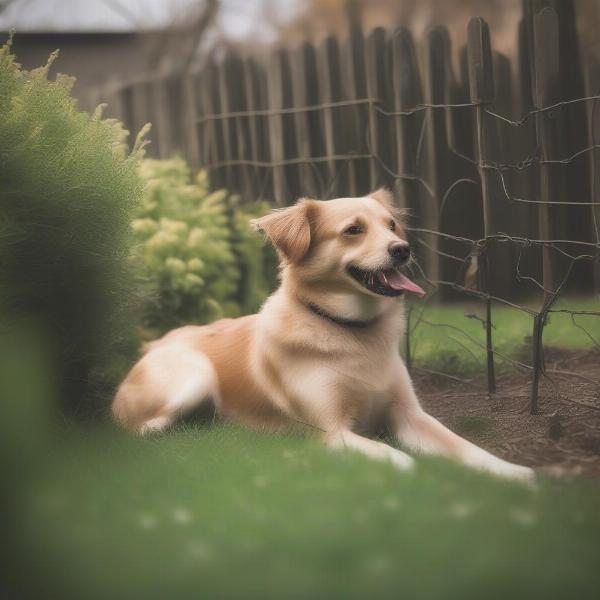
left=0, top=39, right=145, bottom=416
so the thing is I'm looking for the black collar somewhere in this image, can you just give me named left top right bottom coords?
left=302, top=299, right=379, bottom=329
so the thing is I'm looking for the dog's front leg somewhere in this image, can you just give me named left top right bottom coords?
left=324, top=429, right=414, bottom=471
left=278, top=368, right=414, bottom=471
left=391, top=361, right=535, bottom=482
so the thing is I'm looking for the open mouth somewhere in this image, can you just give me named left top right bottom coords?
left=347, top=265, right=426, bottom=298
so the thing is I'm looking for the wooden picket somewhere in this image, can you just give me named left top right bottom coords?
left=389, top=27, right=422, bottom=214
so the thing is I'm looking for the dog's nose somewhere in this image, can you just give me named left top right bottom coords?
left=388, top=241, right=411, bottom=263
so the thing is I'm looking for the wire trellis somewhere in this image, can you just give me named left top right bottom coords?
left=92, top=7, right=600, bottom=415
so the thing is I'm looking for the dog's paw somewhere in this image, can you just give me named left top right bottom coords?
left=492, top=462, right=537, bottom=486
left=508, top=464, right=536, bottom=481
left=466, top=450, right=536, bottom=484
left=386, top=449, right=415, bottom=471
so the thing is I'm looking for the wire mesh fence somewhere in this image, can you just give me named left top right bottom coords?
left=90, top=2, right=599, bottom=416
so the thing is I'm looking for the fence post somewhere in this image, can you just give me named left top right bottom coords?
left=365, top=27, right=387, bottom=190
left=199, top=62, right=224, bottom=191
left=510, top=17, right=541, bottom=296
left=467, top=16, right=496, bottom=394
left=163, top=73, right=186, bottom=161
left=217, top=53, right=237, bottom=193
left=339, top=24, right=365, bottom=197
left=490, top=51, right=515, bottom=298
left=151, top=76, right=168, bottom=159
left=346, top=25, right=371, bottom=195
left=266, top=50, right=289, bottom=206
left=586, top=55, right=600, bottom=294
left=552, top=0, right=592, bottom=293
left=421, top=27, right=453, bottom=292
left=289, top=43, right=320, bottom=199
left=244, top=57, right=270, bottom=202
left=120, top=85, right=135, bottom=150
left=225, top=53, right=253, bottom=200
left=529, top=6, right=563, bottom=413
left=389, top=26, right=423, bottom=212
left=316, top=36, right=343, bottom=198
left=533, top=7, right=561, bottom=300
left=180, top=72, right=199, bottom=167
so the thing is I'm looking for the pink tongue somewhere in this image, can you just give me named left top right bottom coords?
left=385, top=271, right=426, bottom=297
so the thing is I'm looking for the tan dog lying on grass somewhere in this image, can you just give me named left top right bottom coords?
left=113, top=189, right=534, bottom=482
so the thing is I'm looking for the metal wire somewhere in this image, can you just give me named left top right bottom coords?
left=191, top=91, right=600, bottom=415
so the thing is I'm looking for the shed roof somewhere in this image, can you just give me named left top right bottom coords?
left=0, top=0, right=202, bottom=33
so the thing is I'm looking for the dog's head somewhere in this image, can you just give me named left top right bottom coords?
left=251, top=189, right=425, bottom=300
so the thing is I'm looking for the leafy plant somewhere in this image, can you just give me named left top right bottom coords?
left=133, top=158, right=274, bottom=336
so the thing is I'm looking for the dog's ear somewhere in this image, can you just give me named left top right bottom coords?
left=251, top=199, right=316, bottom=263
left=369, top=187, right=394, bottom=209
left=369, top=187, right=410, bottom=222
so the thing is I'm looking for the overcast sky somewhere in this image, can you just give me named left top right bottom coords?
left=0, top=0, right=302, bottom=40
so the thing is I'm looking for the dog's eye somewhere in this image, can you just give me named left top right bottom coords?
left=389, top=220, right=396, bottom=231
left=343, top=224, right=364, bottom=236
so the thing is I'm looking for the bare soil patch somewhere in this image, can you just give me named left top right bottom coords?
left=414, top=349, right=600, bottom=476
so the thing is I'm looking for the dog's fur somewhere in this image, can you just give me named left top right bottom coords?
left=113, top=190, right=534, bottom=481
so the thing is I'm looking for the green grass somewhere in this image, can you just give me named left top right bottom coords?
left=408, top=296, right=600, bottom=373
left=4, top=301, right=598, bottom=599
left=9, top=424, right=600, bottom=600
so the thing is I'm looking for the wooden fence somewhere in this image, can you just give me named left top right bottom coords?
left=88, top=2, right=600, bottom=409
left=90, top=3, right=599, bottom=300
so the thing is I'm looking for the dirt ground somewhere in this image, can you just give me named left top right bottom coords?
left=415, top=349, right=600, bottom=477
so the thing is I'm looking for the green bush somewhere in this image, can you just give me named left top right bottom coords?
left=0, top=39, right=145, bottom=417
left=133, top=158, right=275, bottom=336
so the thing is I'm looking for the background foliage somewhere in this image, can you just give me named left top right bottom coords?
left=133, top=158, right=275, bottom=338
left=0, top=35, right=276, bottom=421
left=0, top=38, right=144, bottom=417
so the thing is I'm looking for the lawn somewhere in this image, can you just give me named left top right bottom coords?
left=407, top=296, right=600, bottom=373
left=4, top=298, right=599, bottom=599
left=8, top=424, right=600, bottom=600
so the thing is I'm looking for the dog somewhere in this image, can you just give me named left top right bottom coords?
left=113, top=189, right=534, bottom=481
